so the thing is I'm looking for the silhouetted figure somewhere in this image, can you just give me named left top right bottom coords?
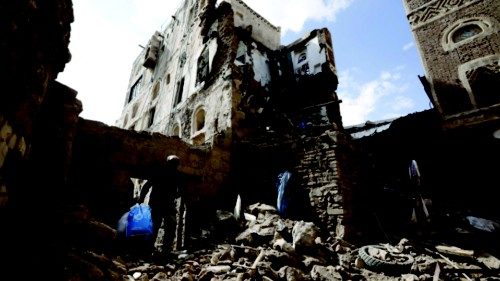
left=139, top=155, right=180, bottom=258
left=408, top=159, right=431, bottom=234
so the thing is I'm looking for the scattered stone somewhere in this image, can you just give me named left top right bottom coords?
left=61, top=202, right=500, bottom=281
left=292, top=221, right=320, bottom=252
left=151, top=272, right=169, bottom=281
left=247, top=203, right=278, bottom=216
left=477, top=253, right=500, bottom=270
left=180, top=272, right=194, bottom=281
left=401, top=273, right=419, bottom=281
left=244, top=213, right=257, bottom=221
left=310, top=265, right=342, bottom=280
left=204, top=265, right=231, bottom=274
left=278, top=266, right=306, bottom=281
left=354, top=257, right=365, bottom=269
left=302, top=256, right=326, bottom=270
left=273, top=237, right=295, bottom=255
left=335, top=244, right=347, bottom=254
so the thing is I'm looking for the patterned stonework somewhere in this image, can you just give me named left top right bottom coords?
left=407, top=0, right=480, bottom=29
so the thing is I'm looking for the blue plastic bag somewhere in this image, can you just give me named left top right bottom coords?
left=276, top=171, right=292, bottom=216
left=126, top=203, right=153, bottom=238
left=117, top=211, right=129, bottom=236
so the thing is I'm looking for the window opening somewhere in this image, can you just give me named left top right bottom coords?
left=298, top=53, right=307, bottom=64
left=128, top=76, right=143, bottom=103
left=469, top=65, right=500, bottom=107
left=172, top=124, right=180, bottom=137
left=194, top=107, right=206, bottom=132
left=152, top=82, right=160, bottom=100
left=148, top=107, right=156, bottom=127
left=452, top=24, right=483, bottom=43
left=197, top=48, right=210, bottom=83
left=132, top=104, right=139, bottom=118
left=174, top=78, right=185, bottom=106
left=297, top=64, right=310, bottom=75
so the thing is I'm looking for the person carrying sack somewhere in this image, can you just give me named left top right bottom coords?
left=139, top=154, right=180, bottom=259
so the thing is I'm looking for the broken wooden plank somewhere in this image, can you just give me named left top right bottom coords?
left=251, top=249, right=266, bottom=269
left=436, top=252, right=472, bottom=281
left=435, top=245, right=474, bottom=258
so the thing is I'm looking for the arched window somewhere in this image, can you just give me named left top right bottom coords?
left=468, top=64, right=500, bottom=107
left=442, top=18, right=496, bottom=51
left=191, top=106, right=206, bottom=145
left=458, top=55, right=500, bottom=110
left=452, top=24, right=483, bottom=43
left=194, top=107, right=206, bottom=132
left=172, top=123, right=181, bottom=137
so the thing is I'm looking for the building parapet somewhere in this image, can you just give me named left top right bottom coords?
left=219, top=0, right=281, bottom=32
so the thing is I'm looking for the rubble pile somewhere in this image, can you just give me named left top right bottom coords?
left=64, top=203, right=499, bottom=281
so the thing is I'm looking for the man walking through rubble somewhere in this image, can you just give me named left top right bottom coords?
left=139, top=154, right=181, bottom=260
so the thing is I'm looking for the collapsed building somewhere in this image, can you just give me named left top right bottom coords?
left=0, top=0, right=351, bottom=278
left=113, top=0, right=500, bottom=249
left=116, top=0, right=351, bottom=239
left=0, top=0, right=499, bottom=279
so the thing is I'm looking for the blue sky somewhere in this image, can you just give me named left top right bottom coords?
left=58, top=0, right=432, bottom=127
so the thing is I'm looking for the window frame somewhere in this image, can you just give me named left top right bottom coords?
left=442, top=18, right=496, bottom=52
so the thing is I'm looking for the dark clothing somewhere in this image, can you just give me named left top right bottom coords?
left=139, top=169, right=179, bottom=254
left=141, top=173, right=177, bottom=212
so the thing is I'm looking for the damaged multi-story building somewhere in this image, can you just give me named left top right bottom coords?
left=117, top=0, right=341, bottom=142
left=116, top=0, right=351, bottom=239
left=1, top=0, right=498, bottom=278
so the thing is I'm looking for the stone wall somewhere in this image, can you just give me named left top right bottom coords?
left=295, top=130, right=354, bottom=239
left=71, top=118, right=232, bottom=224
left=230, top=125, right=355, bottom=240
left=404, top=0, right=500, bottom=120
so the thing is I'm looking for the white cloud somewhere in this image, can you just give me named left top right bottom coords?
left=58, top=0, right=353, bottom=125
left=338, top=68, right=415, bottom=126
left=245, top=0, right=353, bottom=34
left=403, top=41, right=414, bottom=51
left=391, top=96, right=415, bottom=111
left=132, top=0, right=182, bottom=41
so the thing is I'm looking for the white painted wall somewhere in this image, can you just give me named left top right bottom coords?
left=291, top=37, right=327, bottom=76
left=220, top=0, right=281, bottom=50
left=117, top=0, right=234, bottom=146
left=251, top=47, right=271, bottom=87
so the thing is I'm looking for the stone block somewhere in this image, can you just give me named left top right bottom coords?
left=0, top=123, right=12, bottom=141
left=326, top=208, right=343, bottom=215
left=16, top=137, right=26, bottom=156
left=0, top=142, right=8, bottom=168
left=7, top=134, right=17, bottom=149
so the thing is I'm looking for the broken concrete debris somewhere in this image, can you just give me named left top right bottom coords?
left=64, top=202, right=499, bottom=281
left=1, top=0, right=499, bottom=279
